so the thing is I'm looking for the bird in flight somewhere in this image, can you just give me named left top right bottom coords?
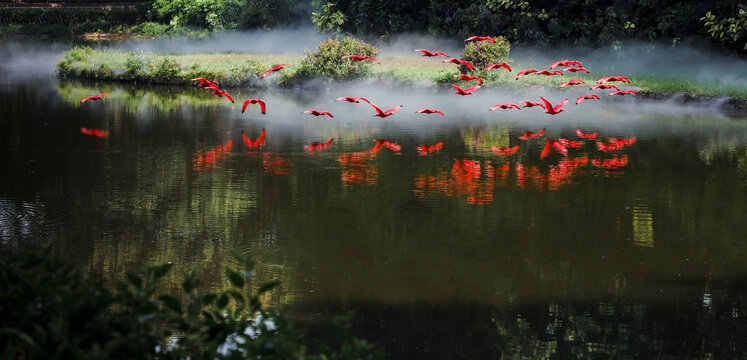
left=443, top=58, right=475, bottom=70
left=550, top=60, right=582, bottom=68
left=597, top=75, right=630, bottom=84
left=450, top=83, right=481, bottom=96
left=590, top=84, right=620, bottom=91
left=242, top=98, right=266, bottom=114
left=190, top=78, right=220, bottom=88
left=515, top=69, right=538, bottom=80
left=559, top=79, right=585, bottom=88
left=368, top=103, right=403, bottom=118
left=519, top=100, right=545, bottom=109
left=491, top=145, right=520, bottom=156
left=415, top=108, right=445, bottom=116
left=486, top=63, right=511, bottom=72
left=489, top=103, right=520, bottom=111
left=242, top=129, right=266, bottom=148
left=575, top=94, right=600, bottom=104
left=540, top=97, right=569, bottom=115
left=303, top=109, right=334, bottom=117
left=335, top=96, right=371, bottom=104
left=454, top=74, right=483, bottom=83
left=414, top=49, right=449, bottom=57
left=608, top=90, right=638, bottom=96
left=465, top=36, right=495, bottom=42
left=537, top=70, right=564, bottom=76
left=342, top=55, right=379, bottom=63
left=261, top=64, right=291, bottom=78
left=80, top=93, right=109, bottom=102
left=207, top=85, right=234, bottom=103
left=562, top=66, right=590, bottom=73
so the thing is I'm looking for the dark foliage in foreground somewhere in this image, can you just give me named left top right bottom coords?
left=0, top=244, right=381, bottom=359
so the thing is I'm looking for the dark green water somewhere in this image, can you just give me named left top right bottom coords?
left=2, top=45, right=747, bottom=359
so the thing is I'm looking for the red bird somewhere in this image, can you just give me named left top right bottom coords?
left=417, top=142, right=444, bottom=156
left=450, top=83, right=481, bottom=96
left=342, top=55, right=379, bottom=63
left=207, top=85, right=234, bottom=103
left=80, top=127, right=109, bottom=137
left=242, top=98, right=266, bottom=114
left=562, top=66, right=590, bottom=73
left=335, top=96, right=371, bottom=104
left=597, top=75, right=630, bottom=84
left=519, top=100, right=545, bottom=109
left=489, top=103, right=520, bottom=111
left=515, top=69, right=538, bottom=80
left=303, top=109, right=334, bottom=117
left=242, top=129, right=266, bottom=148
left=575, top=94, right=600, bottom=104
left=540, top=139, right=568, bottom=159
left=414, top=49, right=449, bottom=57
left=590, top=84, right=620, bottom=91
left=369, top=103, right=403, bottom=118
left=305, top=139, right=334, bottom=153
left=486, top=62, right=511, bottom=72
left=575, top=129, right=599, bottom=140
left=491, top=145, right=520, bottom=156
left=559, top=79, right=585, bottom=88
left=454, top=74, right=483, bottom=83
left=608, top=90, right=638, bottom=96
left=190, top=78, right=220, bottom=88
left=80, top=93, right=109, bottom=103
left=540, top=97, right=569, bottom=115
left=465, top=36, right=495, bottom=42
left=261, top=64, right=291, bottom=78
left=519, top=129, right=546, bottom=140
left=550, top=60, right=582, bottom=69
left=415, top=108, right=445, bottom=116
left=537, top=70, right=564, bottom=76
left=442, top=58, right=475, bottom=70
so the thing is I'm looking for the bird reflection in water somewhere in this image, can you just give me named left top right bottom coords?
left=80, top=127, right=109, bottom=137
left=337, top=139, right=399, bottom=186
left=192, top=140, right=234, bottom=171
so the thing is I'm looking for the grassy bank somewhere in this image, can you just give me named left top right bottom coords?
left=57, top=47, right=747, bottom=99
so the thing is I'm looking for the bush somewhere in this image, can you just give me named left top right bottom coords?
left=461, top=35, right=511, bottom=73
left=150, top=56, right=182, bottom=80
left=124, top=53, right=146, bottom=80
left=701, top=4, right=747, bottom=54
left=149, top=0, right=245, bottom=30
left=291, top=37, right=380, bottom=83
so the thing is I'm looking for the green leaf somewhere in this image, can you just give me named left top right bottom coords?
left=158, top=295, right=182, bottom=314
left=225, top=268, right=245, bottom=288
left=216, top=293, right=229, bottom=309
left=257, top=280, right=280, bottom=295
left=149, top=263, right=173, bottom=279
left=126, top=273, right=142, bottom=288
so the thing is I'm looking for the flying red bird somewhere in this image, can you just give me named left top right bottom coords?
left=335, top=96, right=371, bottom=104
left=575, top=94, right=600, bottom=104
left=575, top=129, right=599, bottom=140
left=342, top=55, right=379, bottom=63
left=442, top=58, right=475, bottom=70
left=417, top=142, right=444, bottom=156
left=303, top=109, right=334, bottom=117
left=207, top=85, right=234, bottom=103
left=550, top=60, right=582, bottom=69
left=559, top=79, right=585, bottom=88
left=369, top=103, right=403, bottom=118
left=597, top=75, right=630, bottom=84
left=485, top=62, right=511, bottom=72
left=562, top=66, right=590, bottom=73
left=465, top=36, right=495, bottom=42
left=515, top=69, right=538, bottom=80
left=261, top=63, right=291, bottom=78
left=590, top=84, right=620, bottom=91
left=489, top=103, right=520, bottom=111
left=608, top=90, right=638, bottom=96
left=242, top=129, right=266, bottom=148
left=454, top=74, right=483, bottom=83
left=242, top=98, right=266, bottom=114
left=305, top=139, right=334, bottom=153
left=519, top=129, right=546, bottom=140
left=414, top=49, right=449, bottom=57
left=190, top=78, right=220, bottom=88
left=537, top=70, right=564, bottom=76
left=450, top=83, right=481, bottom=96
left=491, top=145, right=520, bottom=156
left=540, top=139, right=568, bottom=159
left=540, top=97, right=569, bottom=115
left=80, top=127, right=109, bottom=137
left=80, top=93, right=109, bottom=103
left=519, top=100, right=545, bottom=109
left=415, top=108, right=445, bottom=116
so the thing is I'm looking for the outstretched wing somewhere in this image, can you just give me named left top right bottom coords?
left=464, top=84, right=481, bottom=93
left=553, top=99, right=569, bottom=113
left=384, top=105, right=403, bottom=116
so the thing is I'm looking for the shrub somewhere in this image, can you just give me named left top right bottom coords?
left=460, top=36, right=511, bottom=73
left=701, top=4, right=747, bottom=54
left=149, top=0, right=245, bottom=30
left=131, top=21, right=173, bottom=37
left=124, top=53, right=146, bottom=80
left=150, top=56, right=182, bottom=80
left=292, top=37, right=380, bottom=83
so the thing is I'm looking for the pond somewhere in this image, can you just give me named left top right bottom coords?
left=1, top=39, right=747, bottom=359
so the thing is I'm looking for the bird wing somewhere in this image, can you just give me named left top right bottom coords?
left=368, top=103, right=385, bottom=116
left=323, top=111, right=334, bottom=117
left=355, top=97, right=371, bottom=104
left=261, top=69, right=272, bottom=78
left=242, top=99, right=251, bottom=113
left=464, top=84, right=481, bottom=93
left=553, top=99, right=569, bottom=112
left=80, top=96, right=94, bottom=102
left=223, top=93, right=234, bottom=103
left=258, top=100, right=266, bottom=114
left=540, top=140, right=554, bottom=159
left=540, top=97, right=554, bottom=111
left=384, top=105, right=403, bottom=116
left=450, top=83, right=464, bottom=93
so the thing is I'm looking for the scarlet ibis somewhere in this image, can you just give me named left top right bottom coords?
left=342, top=55, right=379, bottom=63
left=242, top=98, right=266, bottom=114
left=261, top=64, right=291, bottom=78
left=303, top=109, right=334, bottom=117
left=415, top=108, right=445, bottom=116
left=550, top=60, right=582, bottom=69
left=454, top=74, right=483, bottom=83
left=608, top=90, right=638, bottom=96
left=562, top=66, right=590, bottom=73
left=190, top=78, right=220, bottom=88
left=415, top=49, right=449, bottom=57
left=540, top=139, right=568, bottom=159
left=417, top=142, right=444, bottom=156
left=335, top=96, right=371, bottom=104
left=443, top=58, right=475, bottom=70
left=489, top=103, right=520, bottom=111
left=597, top=75, right=630, bottom=84
left=575, top=94, right=600, bottom=104
left=519, top=129, right=546, bottom=140
left=590, top=84, right=620, bottom=91
left=242, top=129, right=266, bottom=148
left=465, top=36, right=495, bottom=42
left=486, top=63, right=511, bottom=72
left=80, top=93, right=109, bottom=102
left=559, top=79, right=585, bottom=88
left=575, top=129, right=599, bottom=140
left=537, top=70, right=564, bottom=76
left=519, top=100, right=545, bottom=109
left=540, top=97, right=569, bottom=115
left=207, top=85, right=234, bottom=103
left=450, top=83, right=481, bottom=96
left=369, top=103, right=403, bottom=118
left=305, top=139, right=334, bottom=152
left=80, top=127, right=109, bottom=137
left=491, top=145, right=520, bottom=156
left=515, top=69, right=538, bottom=79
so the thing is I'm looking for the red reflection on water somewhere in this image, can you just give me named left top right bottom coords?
left=540, top=139, right=568, bottom=159
left=597, top=137, right=636, bottom=151
left=337, top=140, right=387, bottom=186
left=193, top=140, right=234, bottom=171
left=80, top=127, right=109, bottom=137
left=592, top=155, right=629, bottom=169
left=491, top=145, right=520, bottom=156
left=417, top=142, right=444, bottom=156
left=413, top=159, right=494, bottom=205
left=304, top=139, right=334, bottom=154
left=242, top=129, right=266, bottom=148
left=262, top=153, right=291, bottom=176
left=558, top=138, right=584, bottom=149
left=519, top=129, right=545, bottom=140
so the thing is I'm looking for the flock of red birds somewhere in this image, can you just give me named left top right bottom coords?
left=79, top=35, right=638, bottom=190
